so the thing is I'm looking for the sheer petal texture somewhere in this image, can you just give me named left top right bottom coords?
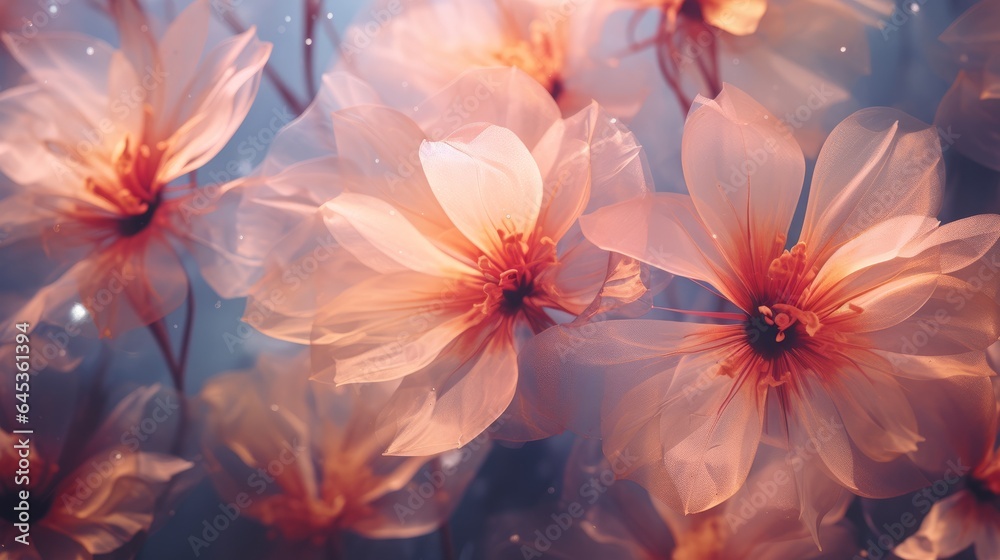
left=935, top=0, right=1000, bottom=171
left=485, top=438, right=857, bottom=559
left=198, top=351, right=488, bottom=542
left=525, top=84, right=1000, bottom=521
left=0, top=0, right=270, bottom=336
left=894, top=407, right=1000, bottom=560
left=245, top=67, right=653, bottom=455
left=0, top=375, right=191, bottom=559
left=336, top=0, right=651, bottom=119
left=585, top=0, right=890, bottom=169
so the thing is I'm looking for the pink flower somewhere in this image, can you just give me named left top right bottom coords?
left=487, top=440, right=858, bottom=559
left=336, top=0, right=651, bottom=119
left=198, top=351, right=488, bottom=548
left=596, top=0, right=890, bottom=169
left=242, top=67, right=652, bottom=455
left=935, top=0, right=1000, bottom=171
left=518, top=84, right=1000, bottom=526
left=0, top=0, right=270, bottom=337
left=0, top=380, right=191, bottom=559
left=894, top=402, right=1000, bottom=559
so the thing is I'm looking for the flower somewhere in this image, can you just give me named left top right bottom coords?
left=486, top=439, right=858, bottom=559
left=0, top=379, right=191, bottom=559
left=0, top=0, right=270, bottom=337
left=593, top=0, right=890, bottom=184
left=518, top=84, right=1000, bottom=527
left=241, top=67, right=652, bottom=455
left=894, top=393, right=1000, bottom=559
left=336, top=0, right=651, bottom=119
left=935, top=0, right=1000, bottom=171
left=197, top=350, right=488, bottom=552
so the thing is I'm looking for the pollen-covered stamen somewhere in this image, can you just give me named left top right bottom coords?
left=475, top=231, right=558, bottom=329
left=766, top=241, right=817, bottom=306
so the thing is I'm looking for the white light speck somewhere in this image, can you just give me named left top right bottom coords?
left=214, top=301, right=222, bottom=309
left=610, top=117, right=617, bottom=124
left=305, top=38, right=313, bottom=46
left=326, top=12, right=333, bottom=19
left=440, top=449, right=462, bottom=471
left=839, top=46, right=847, bottom=53
left=86, top=47, right=95, bottom=56
left=270, top=404, right=279, bottom=412
left=505, top=214, right=511, bottom=219
left=70, top=303, right=89, bottom=322
left=910, top=2, right=920, bottom=12
left=374, top=158, right=380, bottom=163
left=284, top=15, right=291, bottom=22
left=711, top=234, right=718, bottom=239
left=48, top=5, right=57, bottom=14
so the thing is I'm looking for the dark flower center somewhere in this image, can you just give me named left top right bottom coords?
left=117, top=195, right=160, bottom=237
left=745, top=310, right=801, bottom=360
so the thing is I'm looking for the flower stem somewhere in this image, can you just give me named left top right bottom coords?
left=439, top=520, right=456, bottom=560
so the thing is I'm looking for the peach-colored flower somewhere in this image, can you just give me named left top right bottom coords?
left=0, top=0, right=270, bottom=337
left=622, top=0, right=768, bottom=37
left=935, top=0, right=1000, bottom=171
left=518, top=84, right=1000, bottom=522
left=487, top=440, right=857, bottom=559
left=0, top=380, right=191, bottom=559
left=198, top=351, right=488, bottom=552
left=239, top=67, right=652, bottom=455
left=336, top=0, right=652, bottom=119
left=598, top=0, right=890, bottom=164
left=894, top=403, right=1000, bottom=560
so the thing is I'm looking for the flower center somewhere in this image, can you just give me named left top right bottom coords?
left=475, top=231, right=558, bottom=332
left=745, top=242, right=823, bottom=357
left=969, top=458, right=1000, bottom=510
left=492, top=20, right=565, bottom=99
left=86, top=133, right=163, bottom=236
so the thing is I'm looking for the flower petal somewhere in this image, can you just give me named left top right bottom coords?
left=682, top=84, right=805, bottom=286
left=321, top=192, right=475, bottom=277
left=801, top=108, right=944, bottom=266
left=419, top=124, right=544, bottom=258
left=580, top=192, right=751, bottom=310
left=380, top=325, right=518, bottom=455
